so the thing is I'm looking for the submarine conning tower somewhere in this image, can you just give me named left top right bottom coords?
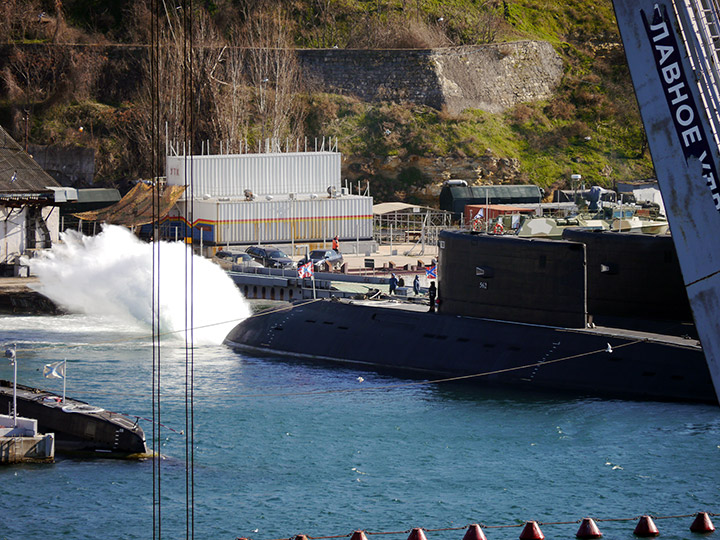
left=437, top=230, right=588, bottom=328
left=436, top=229, right=695, bottom=332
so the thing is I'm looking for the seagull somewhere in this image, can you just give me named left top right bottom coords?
left=605, top=343, right=613, bottom=353
left=357, top=376, right=364, bottom=383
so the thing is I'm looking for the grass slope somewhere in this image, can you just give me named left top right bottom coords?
left=2, top=0, right=654, bottom=194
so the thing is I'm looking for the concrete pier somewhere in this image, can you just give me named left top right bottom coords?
left=230, top=242, right=440, bottom=302
left=0, top=277, right=59, bottom=314
left=0, top=415, right=55, bottom=464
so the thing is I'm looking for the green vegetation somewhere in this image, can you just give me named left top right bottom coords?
left=0, top=0, right=654, bottom=198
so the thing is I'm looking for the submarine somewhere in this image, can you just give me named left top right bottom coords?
left=224, top=229, right=717, bottom=404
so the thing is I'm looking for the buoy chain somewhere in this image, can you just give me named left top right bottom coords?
left=309, top=535, right=366, bottom=539
left=419, top=527, right=466, bottom=533
left=365, top=530, right=414, bottom=536
left=249, top=511, right=716, bottom=540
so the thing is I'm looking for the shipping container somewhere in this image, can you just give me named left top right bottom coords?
left=166, top=152, right=341, bottom=198
left=464, top=204, right=536, bottom=225
left=167, top=194, right=373, bottom=246
left=440, top=185, right=543, bottom=215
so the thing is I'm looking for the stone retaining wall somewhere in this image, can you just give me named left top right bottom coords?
left=298, top=41, right=563, bottom=113
left=1, top=41, right=563, bottom=115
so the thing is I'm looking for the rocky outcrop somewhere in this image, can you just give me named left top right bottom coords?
left=342, top=148, right=527, bottom=205
left=431, top=42, right=564, bottom=114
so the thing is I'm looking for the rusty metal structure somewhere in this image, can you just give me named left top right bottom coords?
left=73, top=183, right=186, bottom=228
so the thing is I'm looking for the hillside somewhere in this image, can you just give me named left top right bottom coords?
left=0, top=0, right=653, bottom=203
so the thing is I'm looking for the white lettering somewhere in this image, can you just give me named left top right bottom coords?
left=662, top=61, right=681, bottom=83
left=699, top=151, right=712, bottom=170
left=650, top=11, right=670, bottom=42
left=667, top=82, right=688, bottom=105
left=705, top=171, right=717, bottom=189
left=656, top=44, right=674, bottom=65
left=713, top=193, right=720, bottom=210
left=682, top=125, right=702, bottom=146
left=676, top=104, right=695, bottom=126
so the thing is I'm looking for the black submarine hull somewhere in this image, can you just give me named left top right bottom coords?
left=225, top=230, right=717, bottom=403
left=224, top=299, right=716, bottom=403
left=0, top=380, right=149, bottom=457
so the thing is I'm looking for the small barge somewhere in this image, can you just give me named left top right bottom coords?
left=0, top=380, right=149, bottom=458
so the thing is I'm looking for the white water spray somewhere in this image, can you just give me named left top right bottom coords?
left=25, top=225, right=251, bottom=345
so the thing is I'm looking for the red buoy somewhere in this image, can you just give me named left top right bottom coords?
left=350, top=532, right=369, bottom=540
left=690, top=512, right=716, bottom=533
left=407, top=528, right=429, bottom=540
left=576, top=518, right=603, bottom=539
left=463, top=524, right=488, bottom=540
left=519, top=521, right=544, bottom=540
left=634, top=516, right=660, bottom=537
left=295, top=535, right=309, bottom=540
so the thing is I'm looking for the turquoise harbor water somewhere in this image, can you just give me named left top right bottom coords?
left=0, top=226, right=717, bottom=540
left=1, top=312, right=719, bottom=540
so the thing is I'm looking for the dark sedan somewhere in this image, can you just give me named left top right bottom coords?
left=245, top=245, right=295, bottom=269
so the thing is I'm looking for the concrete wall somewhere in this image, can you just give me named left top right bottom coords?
left=0, top=206, right=59, bottom=269
left=0, top=433, right=54, bottom=463
left=0, top=414, right=38, bottom=435
left=29, top=144, right=96, bottom=187
left=0, top=414, right=54, bottom=463
left=1, top=208, right=25, bottom=265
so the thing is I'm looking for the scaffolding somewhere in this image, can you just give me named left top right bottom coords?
left=373, top=203, right=456, bottom=255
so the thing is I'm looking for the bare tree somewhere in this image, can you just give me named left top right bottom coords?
left=244, top=5, right=306, bottom=150
left=207, top=45, right=252, bottom=151
left=0, top=0, right=45, bottom=44
left=128, top=0, right=306, bottom=177
left=129, top=2, right=225, bottom=163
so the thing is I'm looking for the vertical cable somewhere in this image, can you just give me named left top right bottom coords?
left=181, top=0, right=196, bottom=538
left=150, top=0, right=159, bottom=537
left=189, top=0, right=196, bottom=534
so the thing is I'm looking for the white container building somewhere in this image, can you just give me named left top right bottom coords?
left=165, top=147, right=373, bottom=251
left=167, top=151, right=342, bottom=199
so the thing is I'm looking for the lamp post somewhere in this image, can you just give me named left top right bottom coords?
left=571, top=174, right=582, bottom=208
left=5, top=344, right=16, bottom=427
left=260, top=77, right=269, bottom=152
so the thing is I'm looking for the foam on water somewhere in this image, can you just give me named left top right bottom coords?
left=24, top=225, right=250, bottom=345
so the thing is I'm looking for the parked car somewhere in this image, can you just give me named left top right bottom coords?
left=213, top=251, right=264, bottom=271
left=245, top=245, right=295, bottom=269
left=299, top=249, right=344, bottom=271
